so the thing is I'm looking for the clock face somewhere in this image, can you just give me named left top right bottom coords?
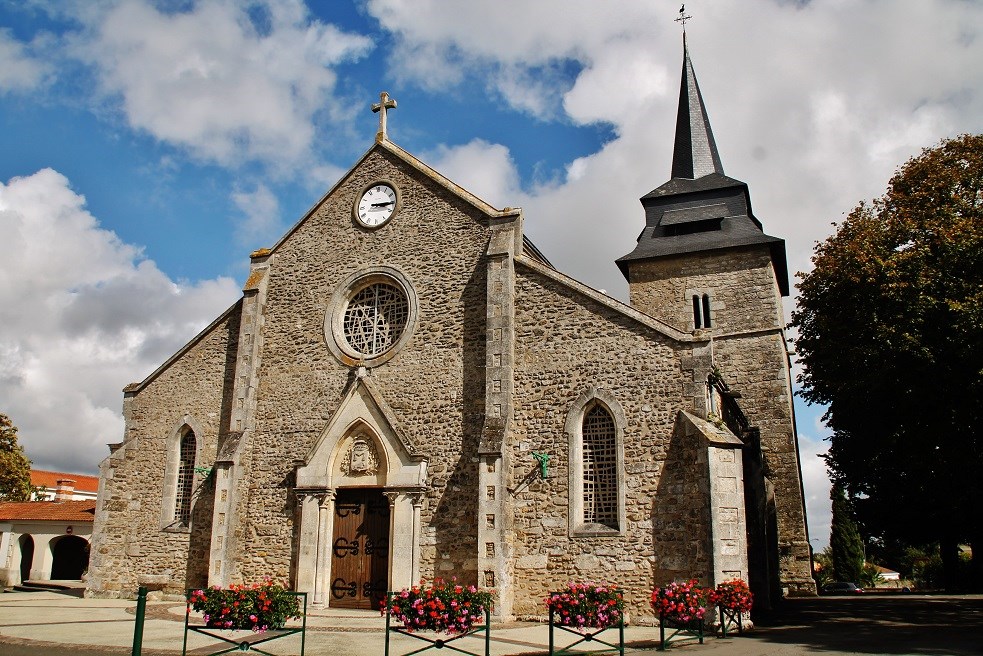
left=355, top=184, right=397, bottom=228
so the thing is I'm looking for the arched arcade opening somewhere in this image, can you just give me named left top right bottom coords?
left=18, top=534, right=34, bottom=583
left=50, top=535, right=89, bottom=580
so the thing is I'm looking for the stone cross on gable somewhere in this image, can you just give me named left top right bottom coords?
left=372, top=91, right=397, bottom=142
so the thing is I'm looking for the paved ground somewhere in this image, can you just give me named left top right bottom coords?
left=1, top=586, right=982, bottom=655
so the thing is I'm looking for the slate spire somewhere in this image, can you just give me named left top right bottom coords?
left=616, top=30, right=789, bottom=296
left=671, top=33, right=724, bottom=180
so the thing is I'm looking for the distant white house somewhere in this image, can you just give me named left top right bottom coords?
left=30, top=470, right=99, bottom=501
left=873, top=565, right=901, bottom=581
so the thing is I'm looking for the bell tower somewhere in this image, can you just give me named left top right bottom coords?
left=616, top=33, right=789, bottom=333
left=617, top=32, right=815, bottom=599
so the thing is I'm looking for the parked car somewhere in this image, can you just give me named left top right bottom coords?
left=822, top=582, right=864, bottom=595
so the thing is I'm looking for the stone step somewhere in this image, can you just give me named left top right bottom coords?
left=13, top=580, right=84, bottom=595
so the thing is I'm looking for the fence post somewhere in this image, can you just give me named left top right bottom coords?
left=131, top=586, right=148, bottom=656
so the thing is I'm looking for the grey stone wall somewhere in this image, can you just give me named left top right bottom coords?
left=87, top=306, right=240, bottom=597
left=627, top=247, right=782, bottom=334
left=509, top=263, right=713, bottom=620
left=230, top=147, right=493, bottom=586
left=626, top=245, right=814, bottom=595
left=712, top=331, right=813, bottom=593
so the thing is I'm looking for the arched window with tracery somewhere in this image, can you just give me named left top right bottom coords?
left=174, top=428, right=197, bottom=525
left=582, top=404, right=618, bottom=529
left=161, top=418, right=201, bottom=531
left=566, top=388, right=626, bottom=536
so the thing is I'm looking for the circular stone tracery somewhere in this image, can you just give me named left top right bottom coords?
left=343, top=282, right=409, bottom=357
left=326, top=266, right=418, bottom=368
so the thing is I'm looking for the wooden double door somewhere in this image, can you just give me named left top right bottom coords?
left=330, top=488, right=390, bottom=609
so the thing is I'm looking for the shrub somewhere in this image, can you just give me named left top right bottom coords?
left=188, top=579, right=301, bottom=632
left=859, top=563, right=885, bottom=589
left=545, top=582, right=625, bottom=629
left=384, top=579, right=493, bottom=634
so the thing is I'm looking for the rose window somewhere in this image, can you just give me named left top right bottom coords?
left=342, top=282, right=409, bottom=357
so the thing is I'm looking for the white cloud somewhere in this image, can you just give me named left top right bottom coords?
left=797, top=403, right=833, bottom=551
left=0, top=169, right=240, bottom=473
left=421, top=139, right=522, bottom=209
left=232, top=183, right=282, bottom=247
left=367, top=0, right=983, bottom=299
left=368, top=0, right=657, bottom=120
left=0, top=28, right=51, bottom=93
left=304, top=163, right=348, bottom=194
left=70, top=0, right=372, bottom=168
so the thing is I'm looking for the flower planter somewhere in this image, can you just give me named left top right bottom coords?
left=183, top=583, right=306, bottom=656
left=714, top=579, right=752, bottom=638
left=717, top=605, right=744, bottom=637
left=657, top=613, right=705, bottom=650
left=651, top=580, right=714, bottom=651
left=383, top=581, right=494, bottom=656
left=545, top=583, right=626, bottom=655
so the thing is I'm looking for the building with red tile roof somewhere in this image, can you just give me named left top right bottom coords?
left=0, top=501, right=96, bottom=522
left=30, top=470, right=99, bottom=501
left=0, top=498, right=94, bottom=587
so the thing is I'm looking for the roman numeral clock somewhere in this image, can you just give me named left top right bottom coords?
left=354, top=182, right=398, bottom=228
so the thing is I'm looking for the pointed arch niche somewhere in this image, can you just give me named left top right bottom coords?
left=294, top=373, right=427, bottom=607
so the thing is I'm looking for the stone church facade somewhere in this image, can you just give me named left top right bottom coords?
left=88, top=41, right=815, bottom=619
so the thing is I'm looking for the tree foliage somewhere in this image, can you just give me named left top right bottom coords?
left=791, top=134, right=983, bottom=590
left=0, top=412, right=32, bottom=502
left=812, top=548, right=835, bottom=589
left=830, top=484, right=864, bottom=584
left=858, top=563, right=885, bottom=589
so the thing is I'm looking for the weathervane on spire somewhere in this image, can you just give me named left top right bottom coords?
left=372, top=91, right=397, bottom=142
left=675, top=4, right=692, bottom=32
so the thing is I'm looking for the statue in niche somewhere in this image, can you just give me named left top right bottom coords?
left=342, top=436, right=379, bottom=476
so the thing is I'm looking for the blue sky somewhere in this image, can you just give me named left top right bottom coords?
left=2, top=0, right=982, bottom=550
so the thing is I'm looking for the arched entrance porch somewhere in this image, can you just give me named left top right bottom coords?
left=19, top=534, right=34, bottom=583
left=293, top=376, right=428, bottom=608
left=50, top=535, right=89, bottom=580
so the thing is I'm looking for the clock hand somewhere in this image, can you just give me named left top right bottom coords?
left=371, top=201, right=395, bottom=207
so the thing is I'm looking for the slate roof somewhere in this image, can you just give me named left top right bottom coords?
left=670, top=34, right=724, bottom=181
left=642, top=172, right=746, bottom=199
left=619, top=217, right=786, bottom=263
left=617, top=36, right=790, bottom=296
left=0, top=500, right=96, bottom=522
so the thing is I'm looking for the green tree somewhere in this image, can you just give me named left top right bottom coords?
left=830, top=484, right=864, bottom=584
left=791, top=134, right=983, bottom=591
left=0, top=412, right=32, bottom=501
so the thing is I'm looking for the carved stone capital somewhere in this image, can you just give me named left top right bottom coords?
left=294, top=487, right=334, bottom=507
left=408, top=491, right=426, bottom=509
left=318, top=489, right=336, bottom=508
